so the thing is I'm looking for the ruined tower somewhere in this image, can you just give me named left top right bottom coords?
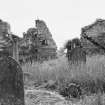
left=19, top=19, right=57, bottom=63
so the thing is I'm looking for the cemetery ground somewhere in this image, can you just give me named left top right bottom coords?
left=24, top=55, right=105, bottom=105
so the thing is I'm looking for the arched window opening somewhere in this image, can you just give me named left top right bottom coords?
left=42, top=39, right=48, bottom=45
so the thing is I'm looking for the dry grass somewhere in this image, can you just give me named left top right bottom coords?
left=23, top=55, right=105, bottom=105
left=22, top=55, right=105, bottom=94
left=25, top=88, right=105, bottom=105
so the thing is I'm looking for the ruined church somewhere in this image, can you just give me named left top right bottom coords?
left=0, top=19, right=57, bottom=63
left=19, top=19, right=57, bottom=63
left=81, top=19, right=105, bottom=55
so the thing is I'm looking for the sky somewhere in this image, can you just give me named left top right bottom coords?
left=0, top=0, right=105, bottom=49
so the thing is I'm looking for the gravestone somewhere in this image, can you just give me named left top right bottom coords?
left=0, top=55, right=24, bottom=105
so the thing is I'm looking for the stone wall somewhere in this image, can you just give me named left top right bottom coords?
left=0, top=20, right=12, bottom=55
left=81, top=19, right=105, bottom=55
left=19, top=19, right=57, bottom=63
left=36, top=19, right=57, bottom=48
left=0, top=19, right=57, bottom=63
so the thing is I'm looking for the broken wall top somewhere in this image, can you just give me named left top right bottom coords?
left=81, top=19, right=105, bottom=38
left=35, top=19, right=57, bottom=49
left=22, top=19, right=57, bottom=49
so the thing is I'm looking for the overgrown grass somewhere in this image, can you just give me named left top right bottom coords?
left=22, top=55, right=105, bottom=94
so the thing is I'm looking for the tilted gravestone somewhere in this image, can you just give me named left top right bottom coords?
left=0, top=55, right=24, bottom=105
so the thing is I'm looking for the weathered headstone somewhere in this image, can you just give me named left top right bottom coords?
left=0, top=55, right=24, bottom=105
